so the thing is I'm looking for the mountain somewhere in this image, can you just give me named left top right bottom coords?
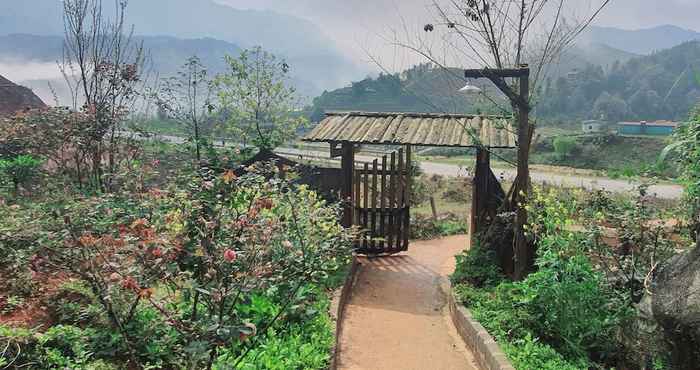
left=581, top=25, right=700, bottom=55
left=0, top=75, right=46, bottom=116
left=308, top=63, right=508, bottom=122
left=0, top=0, right=366, bottom=96
left=539, top=41, right=700, bottom=121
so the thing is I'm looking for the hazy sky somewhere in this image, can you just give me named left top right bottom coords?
left=220, top=0, right=700, bottom=70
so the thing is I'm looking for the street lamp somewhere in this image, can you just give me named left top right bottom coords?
left=459, top=83, right=482, bottom=94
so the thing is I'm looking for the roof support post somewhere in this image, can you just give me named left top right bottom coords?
left=340, top=142, right=355, bottom=228
left=465, top=66, right=533, bottom=280
left=471, top=147, right=490, bottom=241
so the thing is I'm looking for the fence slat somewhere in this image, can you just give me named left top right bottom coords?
left=371, top=159, right=378, bottom=252
left=380, top=155, right=387, bottom=251
left=362, top=162, right=369, bottom=251
left=388, top=152, right=396, bottom=251
left=403, top=146, right=412, bottom=251
left=395, top=148, right=404, bottom=252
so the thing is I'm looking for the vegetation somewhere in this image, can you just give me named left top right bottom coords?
left=0, top=3, right=346, bottom=368
left=215, top=47, right=307, bottom=150
left=310, top=42, right=700, bottom=124
left=452, top=184, right=690, bottom=369
left=540, top=42, right=700, bottom=121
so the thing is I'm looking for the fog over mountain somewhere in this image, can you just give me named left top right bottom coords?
left=0, top=0, right=369, bottom=103
left=582, top=25, right=700, bottom=55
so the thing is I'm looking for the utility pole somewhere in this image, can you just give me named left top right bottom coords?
left=464, top=65, right=532, bottom=280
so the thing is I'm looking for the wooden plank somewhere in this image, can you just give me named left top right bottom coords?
left=380, top=155, right=387, bottom=251
left=371, top=159, right=378, bottom=252
left=363, top=162, right=369, bottom=251
left=403, top=146, right=412, bottom=251
left=354, top=168, right=361, bottom=227
left=340, top=143, right=354, bottom=228
left=395, top=148, right=404, bottom=252
left=388, top=152, right=397, bottom=251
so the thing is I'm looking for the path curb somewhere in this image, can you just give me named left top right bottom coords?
left=446, top=280, right=516, bottom=370
left=329, top=255, right=360, bottom=370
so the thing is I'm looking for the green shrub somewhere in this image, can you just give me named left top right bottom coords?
left=503, top=335, right=587, bottom=370
left=454, top=188, right=633, bottom=369
left=46, top=281, right=103, bottom=325
left=0, top=154, right=42, bottom=193
left=410, top=214, right=468, bottom=240
left=451, top=243, right=505, bottom=288
left=552, top=136, right=578, bottom=159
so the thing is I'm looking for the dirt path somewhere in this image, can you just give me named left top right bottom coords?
left=337, top=235, right=478, bottom=370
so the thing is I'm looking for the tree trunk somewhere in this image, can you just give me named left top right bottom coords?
left=512, top=73, right=532, bottom=281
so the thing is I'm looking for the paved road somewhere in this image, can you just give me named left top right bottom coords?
left=276, top=147, right=684, bottom=200
left=142, top=134, right=683, bottom=200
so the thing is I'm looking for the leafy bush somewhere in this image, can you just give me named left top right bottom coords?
left=455, top=188, right=633, bottom=369
left=0, top=154, right=42, bottom=193
left=410, top=213, right=468, bottom=240
left=663, top=108, right=700, bottom=239
left=27, top=167, right=352, bottom=368
left=552, top=136, right=578, bottom=159
left=451, top=242, right=505, bottom=288
left=442, top=177, right=471, bottom=203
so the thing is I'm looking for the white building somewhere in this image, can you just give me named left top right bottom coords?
left=582, top=120, right=604, bottom=134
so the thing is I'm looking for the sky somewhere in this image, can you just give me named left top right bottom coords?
left=220, top=0, right=700, bottom=70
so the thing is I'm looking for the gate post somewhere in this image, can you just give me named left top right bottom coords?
left=340, top=142, right=355, bottom=228
left=470, top=147, right=490, bottom=240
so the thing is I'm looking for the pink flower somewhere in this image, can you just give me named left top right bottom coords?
left=223, top=249, right=237, bottom=262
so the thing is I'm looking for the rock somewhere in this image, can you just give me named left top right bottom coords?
left=652, top=245, right=700, bottom=369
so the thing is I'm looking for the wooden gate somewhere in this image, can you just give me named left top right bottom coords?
left=352, top=146, right=411, bottom=254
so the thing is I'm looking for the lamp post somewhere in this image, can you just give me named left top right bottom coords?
left=464, top=66, right=532, bottom=280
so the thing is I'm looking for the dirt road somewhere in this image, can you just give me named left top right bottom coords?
left=337, top=235, right=477, bottom=370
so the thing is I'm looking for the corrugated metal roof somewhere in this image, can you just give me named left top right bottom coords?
left=619, top=120, right=679, bottom=128
left=303, top=112, right=517, bottom=148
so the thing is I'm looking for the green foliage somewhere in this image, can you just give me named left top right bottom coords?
left=410, top=214, right=468, bottom=240
left=455, top=188, right=635, bottom=369
left=502, top=335, right=587, bottom=370
left=0, top=296, right=24, bottom=315
left=0, top=154, right=42, bottom=193
left=216, top=47, right=307, bottom=150
left=663, top=108, right=700, bottom=236
left=451, top=243, right=505, bottom=288
left=219, top=295, right=333, bottom=370
left=552, top=136, right=578, bottom=159
left=540, top=42, right=700, bottom=120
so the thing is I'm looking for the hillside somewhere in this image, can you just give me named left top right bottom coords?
left=0, top=0, right=365, bottom=96
left=308, top=64, right=508, bottom=122
left=539, top=41, right=700, bottom=121
left=582, top=25, right=700, bottom=55
left=0, top=75, right=46, bottom=116
left=310, top=41, right=700, bottom=123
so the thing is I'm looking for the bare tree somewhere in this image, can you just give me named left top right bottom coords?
left=59, top=0, right=146, bottom=191
left=153, top=56, right=215, bottom=164
left=381, top=0, right=611, bottom=279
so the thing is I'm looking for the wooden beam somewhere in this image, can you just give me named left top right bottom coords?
left=340, top=142, right=355, bottom=228
left=464, top=67, right=529, bottom=78
left=464, top=67, right=531, bottom=112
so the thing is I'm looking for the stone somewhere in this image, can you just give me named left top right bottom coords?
left=652, top=245, right=700, bottom=369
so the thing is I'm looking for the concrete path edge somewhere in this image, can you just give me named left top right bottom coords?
left=444, top=278, right=516, bottom=370
left=329, top=255, right=361, bottom=370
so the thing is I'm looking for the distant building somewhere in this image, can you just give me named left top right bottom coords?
left=618, top=120, right=678, bottom=136
left=582, top=120, right=604, bottom=134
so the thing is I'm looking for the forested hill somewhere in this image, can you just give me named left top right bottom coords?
left=539, top=41, right=700, bottom=121
left=308, top=64, right=507, bottom=122
left=309, top=41, right=700, bottom=122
